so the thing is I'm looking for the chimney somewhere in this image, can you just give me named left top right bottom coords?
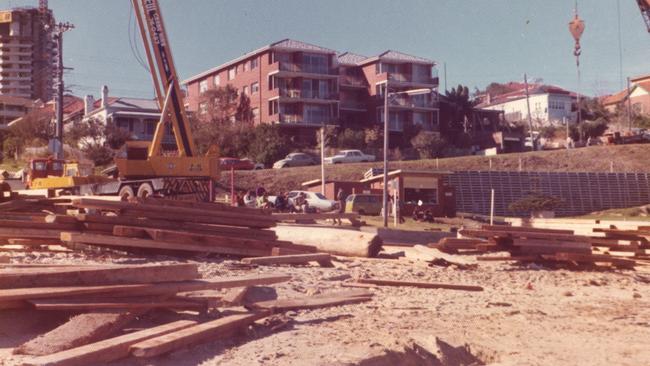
left=486, top=93, right=492, bottom=105
left=84, top=95, right=95, bottom=115
left=101, top=85, right=109, bottom=108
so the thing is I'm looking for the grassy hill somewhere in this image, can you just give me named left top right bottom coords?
left=217, top=144, right=650, bottom=194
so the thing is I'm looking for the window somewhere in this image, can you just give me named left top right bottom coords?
left=404, top=188, right=438, bottom=205
left=302, top=53, right=328, bottom=73
left=242, top=85, right=249, bottom=95
left=304, top=104, right=329, bottom=123
left=251, top=82, right=259, bottom=94
left=199, top=102, right=207, bottom=115
left=144, top=120, right=157, bottom=135
left=213, top=74, right=220, bottom=86
left=252, top=108, right=259, bottom=120
left=413, top=112, right=428, bottom=126
left=244, top=61, right=250, bottom=72
left=228, top=67, right=236, bottom=80
left=199, top=80, right=208, bottom=93
left=251, top=58, right=258, bottom=69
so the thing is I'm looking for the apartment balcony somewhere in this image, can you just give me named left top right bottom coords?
left=270, top=88, right=338, bottom=104
left=339, top=75, right=367, bottom=89
left=378, top=72, right=439, bottom=88
left=268, top=61, right=338, bottom=79
left=270, top=113, right=338, bottom=127
left=340, top=100, right=367, bottom=111
left=391, top=96, right=438, bottom=110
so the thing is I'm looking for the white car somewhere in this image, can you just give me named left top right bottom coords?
left=323, top=150, right=375, bottom=164
left=286, top=190, right=338, bottom=212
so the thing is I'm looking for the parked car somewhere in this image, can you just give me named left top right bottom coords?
left=323, top=150, right=375, bottom=164
left=345, top=194, right=382, bottom=215
left=219, top=157, right=260, bottom=170
left=285, top=190, right=338, bottom=212
left=273, top=153, right=317, bottom=169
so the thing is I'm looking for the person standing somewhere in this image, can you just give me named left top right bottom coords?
left=335, top=188, right=346, bottom=225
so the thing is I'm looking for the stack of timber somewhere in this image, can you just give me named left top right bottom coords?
left=430, top=225, right=637, bottom=269
left=272, top=212, right=362, bottom=226
left=0, top=262, right=374, bottom=365
left=2, top=197, right=318, bottom=257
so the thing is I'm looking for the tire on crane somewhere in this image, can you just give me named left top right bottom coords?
left=137, top=183, right=154, bottom=198
left=118, top=185, right=135, bottom=201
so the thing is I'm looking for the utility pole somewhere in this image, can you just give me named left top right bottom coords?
left=52, top=22, right=74, bottom=159
left=627, top=77, right=633, bottom=131
left=382, top=83, right=389, bottom=228
left=524, top=74, right=534, bottom=151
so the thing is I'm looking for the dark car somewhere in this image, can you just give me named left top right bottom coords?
left=219, top=157, right=258, bottom=170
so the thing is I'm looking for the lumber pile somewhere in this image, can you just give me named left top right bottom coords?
left=0, top=196, right=322, bottom=258
left=430, top=225, right=638, bottom=269
left=272, top=212, right=362, bottom=226
left=1, top=262, right=375, bottom=365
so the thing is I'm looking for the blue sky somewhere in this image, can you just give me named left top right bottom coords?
left=5, top=0, right=650, bottom=99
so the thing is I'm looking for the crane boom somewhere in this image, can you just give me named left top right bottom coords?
left=636, top=0, right=650, bottom=32
left=131, top=0, right=196, bottom=157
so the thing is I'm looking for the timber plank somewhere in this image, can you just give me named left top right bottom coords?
left=0, top=274, right=291, bottom=302
left=0, top=228, right=67, bottom=240
left=28, top=298, right=204, bottom=311
left=22, top=320, right=197, bottom=366
left=357, top=278, right=483, bottom=292
left=130, top=312, right=269, bottom=358
left=60, top=232, right=272, bottom=257
left=241, top=253, right=332, bottom=267
left=246, top=289, right=373, bottom=312
left=71, top=198, right=276, bottom=226
left=0, top=263, right=200, bottom=289
left=0, top=219, right=78, bottom=231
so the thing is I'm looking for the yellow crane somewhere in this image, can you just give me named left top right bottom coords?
left=110, top=0, right=219, bottom=200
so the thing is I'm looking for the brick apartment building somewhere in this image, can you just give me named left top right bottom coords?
left=0, top=5, right=55, bottom=102
left=183, top=39, right=439, bottom=143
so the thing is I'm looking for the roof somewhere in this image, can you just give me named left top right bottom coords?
left=360, top=169, right=452, bottom=183
left=86, top=97, right=159, bottom=117
left=477, top=84, right=575, bottom=108
left=337, top=52, right=368, bottom=65
left=601, top=88, right=632, bottom=106
left=358, top=50, right=435, bottom=66
left=182, top=38, right=336, bottom=84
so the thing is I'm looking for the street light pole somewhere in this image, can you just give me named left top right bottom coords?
left=382, top=83, right=389, bottom=228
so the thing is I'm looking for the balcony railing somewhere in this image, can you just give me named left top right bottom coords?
left=278, top=88, right=336, bottom=100
left=339, top=75, right=367, bottom=87
left=381, top=72, right=438, bottom=85
left=340, top=100, right=366, bottom=110
left=392, top=96, right=437, bottom=109
left=272, top=113, right=336, bottom=126
left=278, top=62, right=337, bottom=75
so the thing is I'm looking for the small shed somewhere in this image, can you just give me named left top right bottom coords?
left=360, top=170, right=455, bottom=217
left=301, top=179, right=371, bottom=200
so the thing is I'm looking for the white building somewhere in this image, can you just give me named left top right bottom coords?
left=478, top=85, right=576, bottom=126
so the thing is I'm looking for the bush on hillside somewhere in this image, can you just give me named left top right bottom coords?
left=508, top=193, right=564, bottom=213
left=248, top=124, right=291, bottom=166
left=411, top=131, right=449, bottom=159
left=337, top=128, right=365, bottom=148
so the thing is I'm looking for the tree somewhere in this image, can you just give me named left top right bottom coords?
left=364, top=126, right=383, bottom=148
left=410, top=131, right=448, bottom=159
left=337, top=128, right=365, bottom=148
left=247, top=124, right=291, bottom=166
left=235, top=93, right=254, bottom=124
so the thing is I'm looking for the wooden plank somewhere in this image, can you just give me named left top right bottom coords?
left=141, top=196, right=267, bottom=215
left=120, top=209, right=274, bottom=229
left=241, top=253, right=333, bottom=267
left=60, top=232, right=272, bottom=257
left=357, top=278, right=483, bottom=292
left=45, top=215, right=80, bottom=225
left=16, top=311, right=147, bottom=356
left=0, top=220, right=79, bottom=231
left=272, top=212, right=359, bottom=222
left=75, top=214, right=278, bottom=240
left=246, top=289, right=373, bottom=312
left=6, top=238, right=62, bottom=246
left=112, top=226, right=310, bottom=253
left=0, top=274, right=291, bottom=302
left=0, top=227, right=67, bottom=240
left=129, top=312, right=269, bottom=358
left=0, top=263, right=200, bottom=289
left=72, top=198, right=276, bottom=226
left=22, top=320, right=197, bottom=366
left=481, top=225, right=574, bottom=235
left=28, top=298, right=204, bottom=311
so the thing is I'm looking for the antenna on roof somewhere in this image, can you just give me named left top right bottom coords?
left=39, top=0, right=48, bottom=12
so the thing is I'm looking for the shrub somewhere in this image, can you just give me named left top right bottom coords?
left=82, top=143, right=114, bottom=166
left=411, top=131, right=449, bottom=159
left=248, top=124, right=291, bottom=166
left=508, top=193, right=564, bottom=213
left=337, top=128, right=365, bottom=148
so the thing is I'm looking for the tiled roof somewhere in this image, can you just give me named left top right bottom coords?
left=634, top=80, right=650, bottom=94
left=271, top=39, right=335, bottom=53
left=337, top=52, right=368, bottom=65
left=183, top=38, right=336, bottom=84
left=0, top=95, right=34, bottom=107
left=601, top=88, right=631, bottom=106
left=378, top=50, right=433, bottom=64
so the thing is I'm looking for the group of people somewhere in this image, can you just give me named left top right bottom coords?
left=412, top=209, right=434, bottom=223
left=234, top=187, right=312, bottom=213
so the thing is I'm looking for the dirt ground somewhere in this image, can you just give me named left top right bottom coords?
left=1, top=246, right=649, bottom=366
